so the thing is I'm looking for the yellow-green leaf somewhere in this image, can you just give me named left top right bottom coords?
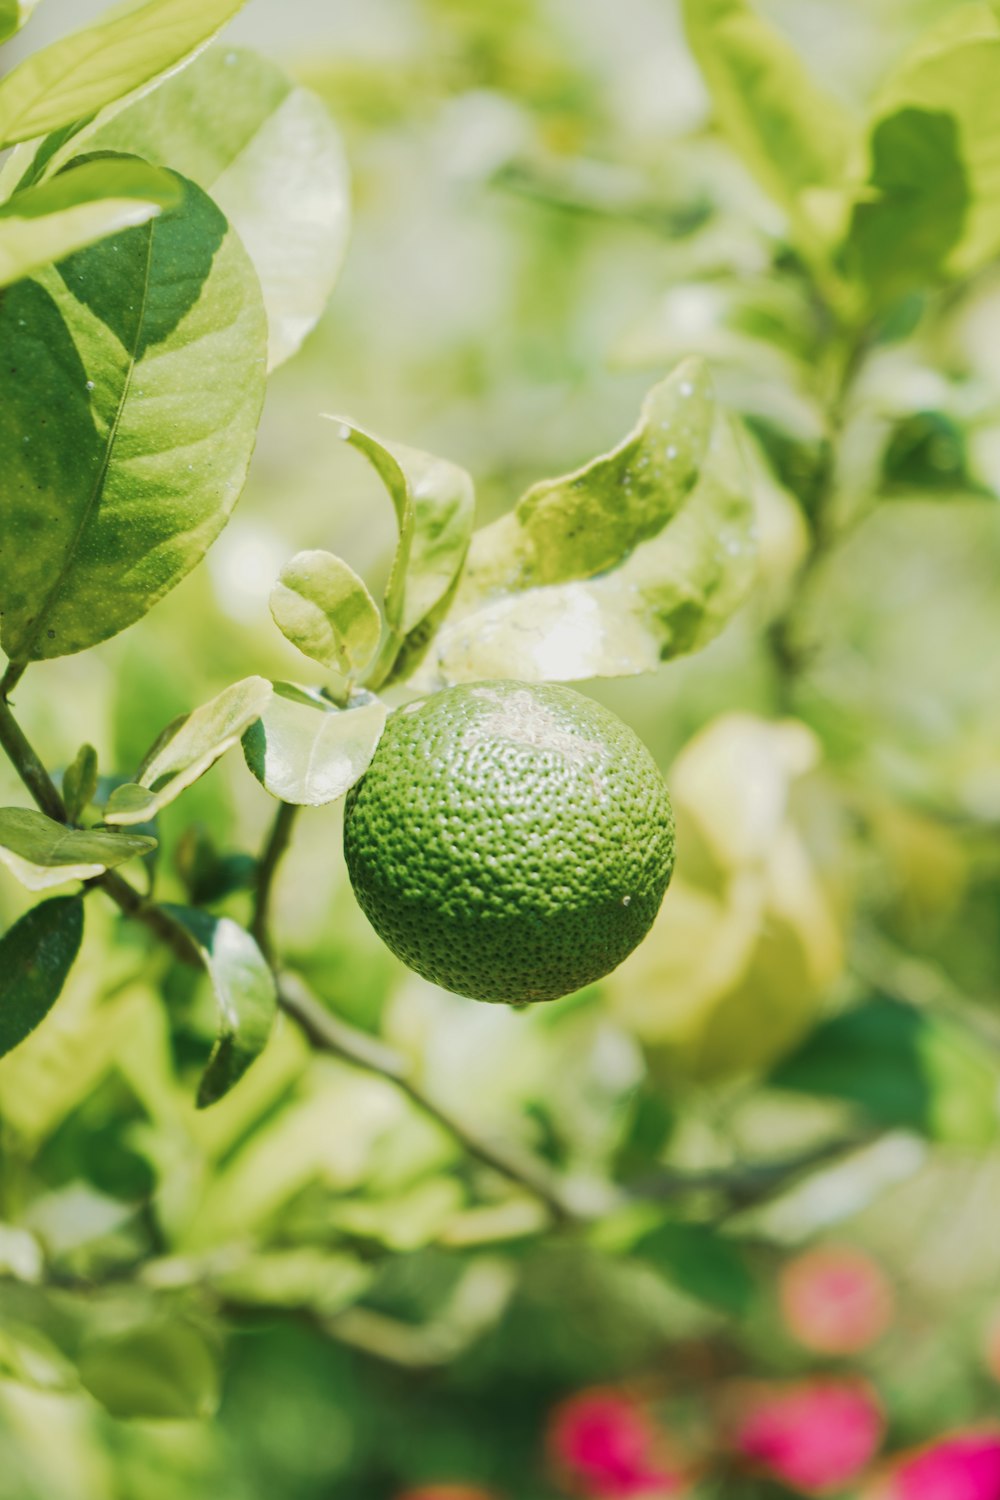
left=0, top=0, right=250, bottom=149
left=0, top=154, right=180, bottom=289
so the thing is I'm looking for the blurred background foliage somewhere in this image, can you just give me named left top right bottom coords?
left=3, top=0, right=1000, bottom=1495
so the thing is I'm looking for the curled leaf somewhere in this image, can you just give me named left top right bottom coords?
left=164, top=905, right=276, bottom=1107
left=270, top=551, right=381, bottom=675
left=105, top=677, right=272, bottom=826
left=243, top=684, right=387, bottom=806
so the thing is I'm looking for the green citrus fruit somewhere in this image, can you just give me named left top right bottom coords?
left=343, top=680, right=675, bottom=1003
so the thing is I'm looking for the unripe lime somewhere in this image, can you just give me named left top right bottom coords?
left=343, top=681, right=674, bottom=1003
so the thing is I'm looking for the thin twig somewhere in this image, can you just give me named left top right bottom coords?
left=277, top=971, right=579, bottom=1223
left=628, top=1132, right=878, bottom=1213
left=250, top=800, right=298, bottom=962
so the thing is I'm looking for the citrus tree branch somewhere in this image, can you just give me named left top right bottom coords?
left=0, top=686, right=67, bottom=822
left=250, top=800, right=298, bottom=963
left=276, top=970, right=579, bottom=1223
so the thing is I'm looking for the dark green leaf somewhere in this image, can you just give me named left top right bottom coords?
left=163, top=905, right=276, bottom=1106
left=0, top=807, right=155, bottom=890
left=90, top=45, right=350, bottom=369
left=0, top=896, right=83, bottom=1057
left=0, top=168, right=267, bottom=664
left=869, top=11, right=1000, bottom=275
left=847, top=108, right=968, bottom=308
left=0, top=155, right=180, bottom=288
left=0, top=0, right=250, bottom=149
left=243, top=683, right=388, bottom=806
left=632, top=1220, right=755, bottom=1316
left=61, top=743, right=98, bottom=824
left=105, top=677, right=272, bottom=825
left=769, top=998, right=1000, bottom=1146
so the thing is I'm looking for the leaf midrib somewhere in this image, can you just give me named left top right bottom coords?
left=15, top=217, right=156, bottom=663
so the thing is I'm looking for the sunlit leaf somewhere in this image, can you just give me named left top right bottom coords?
left=91, top=45, right=351, bottom=368
left=78, top=1319, right=219, bottom=1419
left=489, top=356, right=714, bottom=589
left=681, top=0, right=855, bottom=238
left=243, top=683, right=388, bottom=806
left=164, top=905, right=276, bottom=1107
left=105, top=676, right=272, bottom=825
left=0, top=896, right=83, bottom=1057
left=0, top=155, right=180, bottom=288
left=327, top=417, right=475, bottom=659
left=0, top=169, right=267, bottom=664
left=270, top=551, right=381, bottom=675
left=0, top=808, right=155, bottom=890
left=769, top=998, right=1000, bottom=1146
left=0, top=0, right=250, bottom=149
left=420, top=405, right=755, bottom=685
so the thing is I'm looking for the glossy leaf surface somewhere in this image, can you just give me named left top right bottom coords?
left=242, top=684, right=387, bottom=806
left=0, top=169, right=267, bottom=664
left=92, top=46, right=350, bottom=368
left=0, top=896, right=83, bottom=1057
left=0, top=0, right=250, bottom=148
left=164, top=905, right=276, bottom=1107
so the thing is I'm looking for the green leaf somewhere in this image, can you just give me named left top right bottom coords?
left=418, top=399, right=755, bottom=685
left=633, top=1220, right=755, bottom=1317
left=0, top=0, right=250, bottom=149
left=0, top=0, right=42, bottom=46
left=163, top=906, right=276, bottom=1107
left=868, top=12, right=1000, bottom=276
left=769, top=998, right=1000, bottom=1146
left=494, top=356, right=714, bottom=588
left=0, top=896, right=83, bottom=1057
left=105, top=677, right=272, bottom=826
left=0, top=155, right=180, bottom=289
left=270, top=551, right=381, bottom=675
left=328, top=417, right=475, bottom=645
left=0, top=171, right=267, bottom=665
left=90, top=45, right=351, bottom=370
left=61, top=743, right=98, bottom=824
left=846, top=108, right=968, bottom=308
left=681, top=0, right=855, bottom=237
left=0, top=808, right=155, bottom=890
left=211, top=1248, right=373, bottom=1314
left=243, top=684, right=388, bottom=807
left=78, top=1320, right=219, bottom=1419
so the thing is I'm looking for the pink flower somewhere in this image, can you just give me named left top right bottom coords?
left=548, top=1389, right=686, bottom=1498
left=727, top=1378, right=884, bottom=1494
left=779, top=1244, right=894, bottom=1356
left=864, top=1430, right=1000, bottom=1500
